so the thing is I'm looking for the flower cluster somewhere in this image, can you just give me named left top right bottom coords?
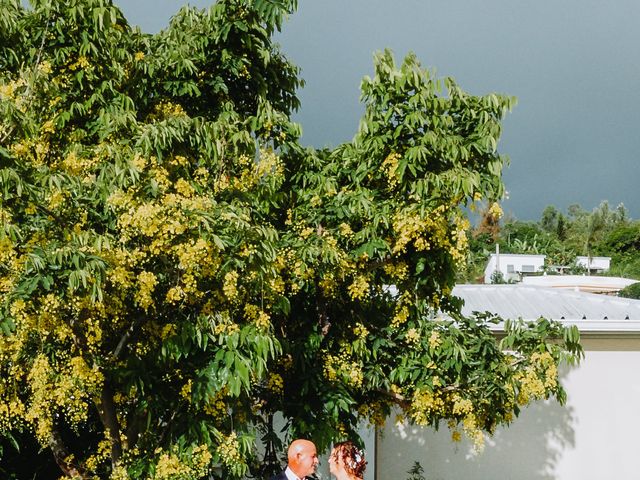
left=348, top=275, right=370, bottom=301
left=514, top=351, right=558, bottom=405
left=203, top=388, right=229, bottom=420
left=216, top=432, right=242, bottom=467
left=488, top=201, right=503, bottom=219
left=353, top=322, right=369, bottom=340
left=267, top=373, right=284, bottom=395
left=244, top=304, right=272, bottom=331
left=382, top=152, right=401, bottom=187
left=323, top=347, right=364, bottom=388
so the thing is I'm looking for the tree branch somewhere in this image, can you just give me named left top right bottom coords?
left=97, top=381, right=123, bottom=467
left=113, top=317, right=144, bottom=359
left=49, top=427, right=87, bottom=479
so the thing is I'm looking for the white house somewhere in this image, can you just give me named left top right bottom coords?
left=575, top=256, right=610, bottom=274
left=483, top=253, right=546, bottom=283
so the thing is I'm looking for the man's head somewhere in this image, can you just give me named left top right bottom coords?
left=287, top=439, right=319, bottom=479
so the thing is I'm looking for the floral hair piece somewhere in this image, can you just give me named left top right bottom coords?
left=332, top=441, right=366, bottom=478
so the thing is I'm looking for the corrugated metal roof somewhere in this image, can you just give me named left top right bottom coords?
left=452, top=284, right=640, bottom=331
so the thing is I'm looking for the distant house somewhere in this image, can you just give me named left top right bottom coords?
left=483, top=253, right=545, bottom=283
left=575, top=256, right=610, bottom=274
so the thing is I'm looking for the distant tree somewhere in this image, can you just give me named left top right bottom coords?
left=599, top=221, right=640, bottom=255
left=567, top=203, right=587, bottom=220
left=618, top=282, right=640, bottom=300
left=614, top=203, right=630, bottom=224
left=556, top=213, right=567, bottom=241
left=544, top=242, right=578, bottom=270
left=563, top=201, right=626, bottom=259
left=599, top=221, right=640, bottom=280
left=500, top=220, right=547, bottom=250
left=540, top=205, right=560, bottom=234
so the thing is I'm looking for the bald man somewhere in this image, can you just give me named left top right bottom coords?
left=270, top=439, right=319, bottom=480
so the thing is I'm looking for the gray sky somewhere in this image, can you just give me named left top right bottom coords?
left=117, top=0, right=640, bottom=220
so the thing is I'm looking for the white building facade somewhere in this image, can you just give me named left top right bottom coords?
left=376, top=334, right=640, bottom=480
left=575, top=256, right=611, bottom=274
left=373, top=286, right=640, bottom=480
left=483, top=253, right=546, bottom=283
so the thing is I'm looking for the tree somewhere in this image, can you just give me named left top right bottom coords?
left=0, top=1, right=582, bottom=479
left=600, top=221, right=640, bottom=279
left=539, top=205, right=560, bottom=234
left=564, top=201, right=628, bottom=259
left=618, top=282, right=640, bottom=300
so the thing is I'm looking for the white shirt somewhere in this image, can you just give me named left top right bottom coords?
left=285, top=466, right=305, bottom=480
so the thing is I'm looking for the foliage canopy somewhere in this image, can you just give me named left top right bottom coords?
left=0, top=1, right=581, bottom=478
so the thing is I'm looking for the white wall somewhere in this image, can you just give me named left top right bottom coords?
left=376, top=341, right=640, bottom=480
left=484, top=254, right=545, bottom=283
left=576, top=256, right=610, bottom=271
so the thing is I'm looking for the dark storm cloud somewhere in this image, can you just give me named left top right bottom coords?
left=117, top=0, right=640, bottom=220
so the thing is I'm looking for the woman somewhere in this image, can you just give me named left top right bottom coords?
left=328, top=441, right=366, bottom=480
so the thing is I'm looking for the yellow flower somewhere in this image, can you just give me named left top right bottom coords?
left=338, top=222, right=354, bottom=237
left=451, top=395, right=473, bottom=416
left=405, top=328, right=420, bottom=344
left=488, top=202, right=503, bottom=219
left=134, top=51, right=145, bottom=61
left=161, top=323, right=177, bottom=339
left=0, top=80, right=20, bottom=99
left=41, top=120, right=55, bottom=134
left=391, top=305, right=409, bottom=328
left=300, top=226, right=314, bottom=239
left=216, top=432, right=242, bottom=467
left=135, top=271, right=157, bottom=310
left=267, top=373, right=284, bottom=394
left=382, top=152, right=401, bottom=187
left=353, top=323, right=369, bottom=340
left=37, top=60, right=52, bottom=74
left=223, top=271, right=239, bottom=300
left=428, top=330, right=442, bottom=349
left=69, top=55, right=90, bottom=71
left=347, top=275, right=369, bottom=301
left=180, top=380, right=192, bottom=401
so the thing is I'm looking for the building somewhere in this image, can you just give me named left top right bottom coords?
left=483, top=253, right=546, bottom=283
left=375, top=284, right=640, bottom=480
left=575, top=255, right=611, bottom=274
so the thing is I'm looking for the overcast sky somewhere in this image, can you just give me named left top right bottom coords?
left=117, top=0, right=640, bottom=220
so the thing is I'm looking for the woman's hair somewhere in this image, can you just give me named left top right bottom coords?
left=331, top=441, right=366, bottom=478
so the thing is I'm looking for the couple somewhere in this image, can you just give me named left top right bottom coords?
left=270, top=438, right=366, bottom=480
